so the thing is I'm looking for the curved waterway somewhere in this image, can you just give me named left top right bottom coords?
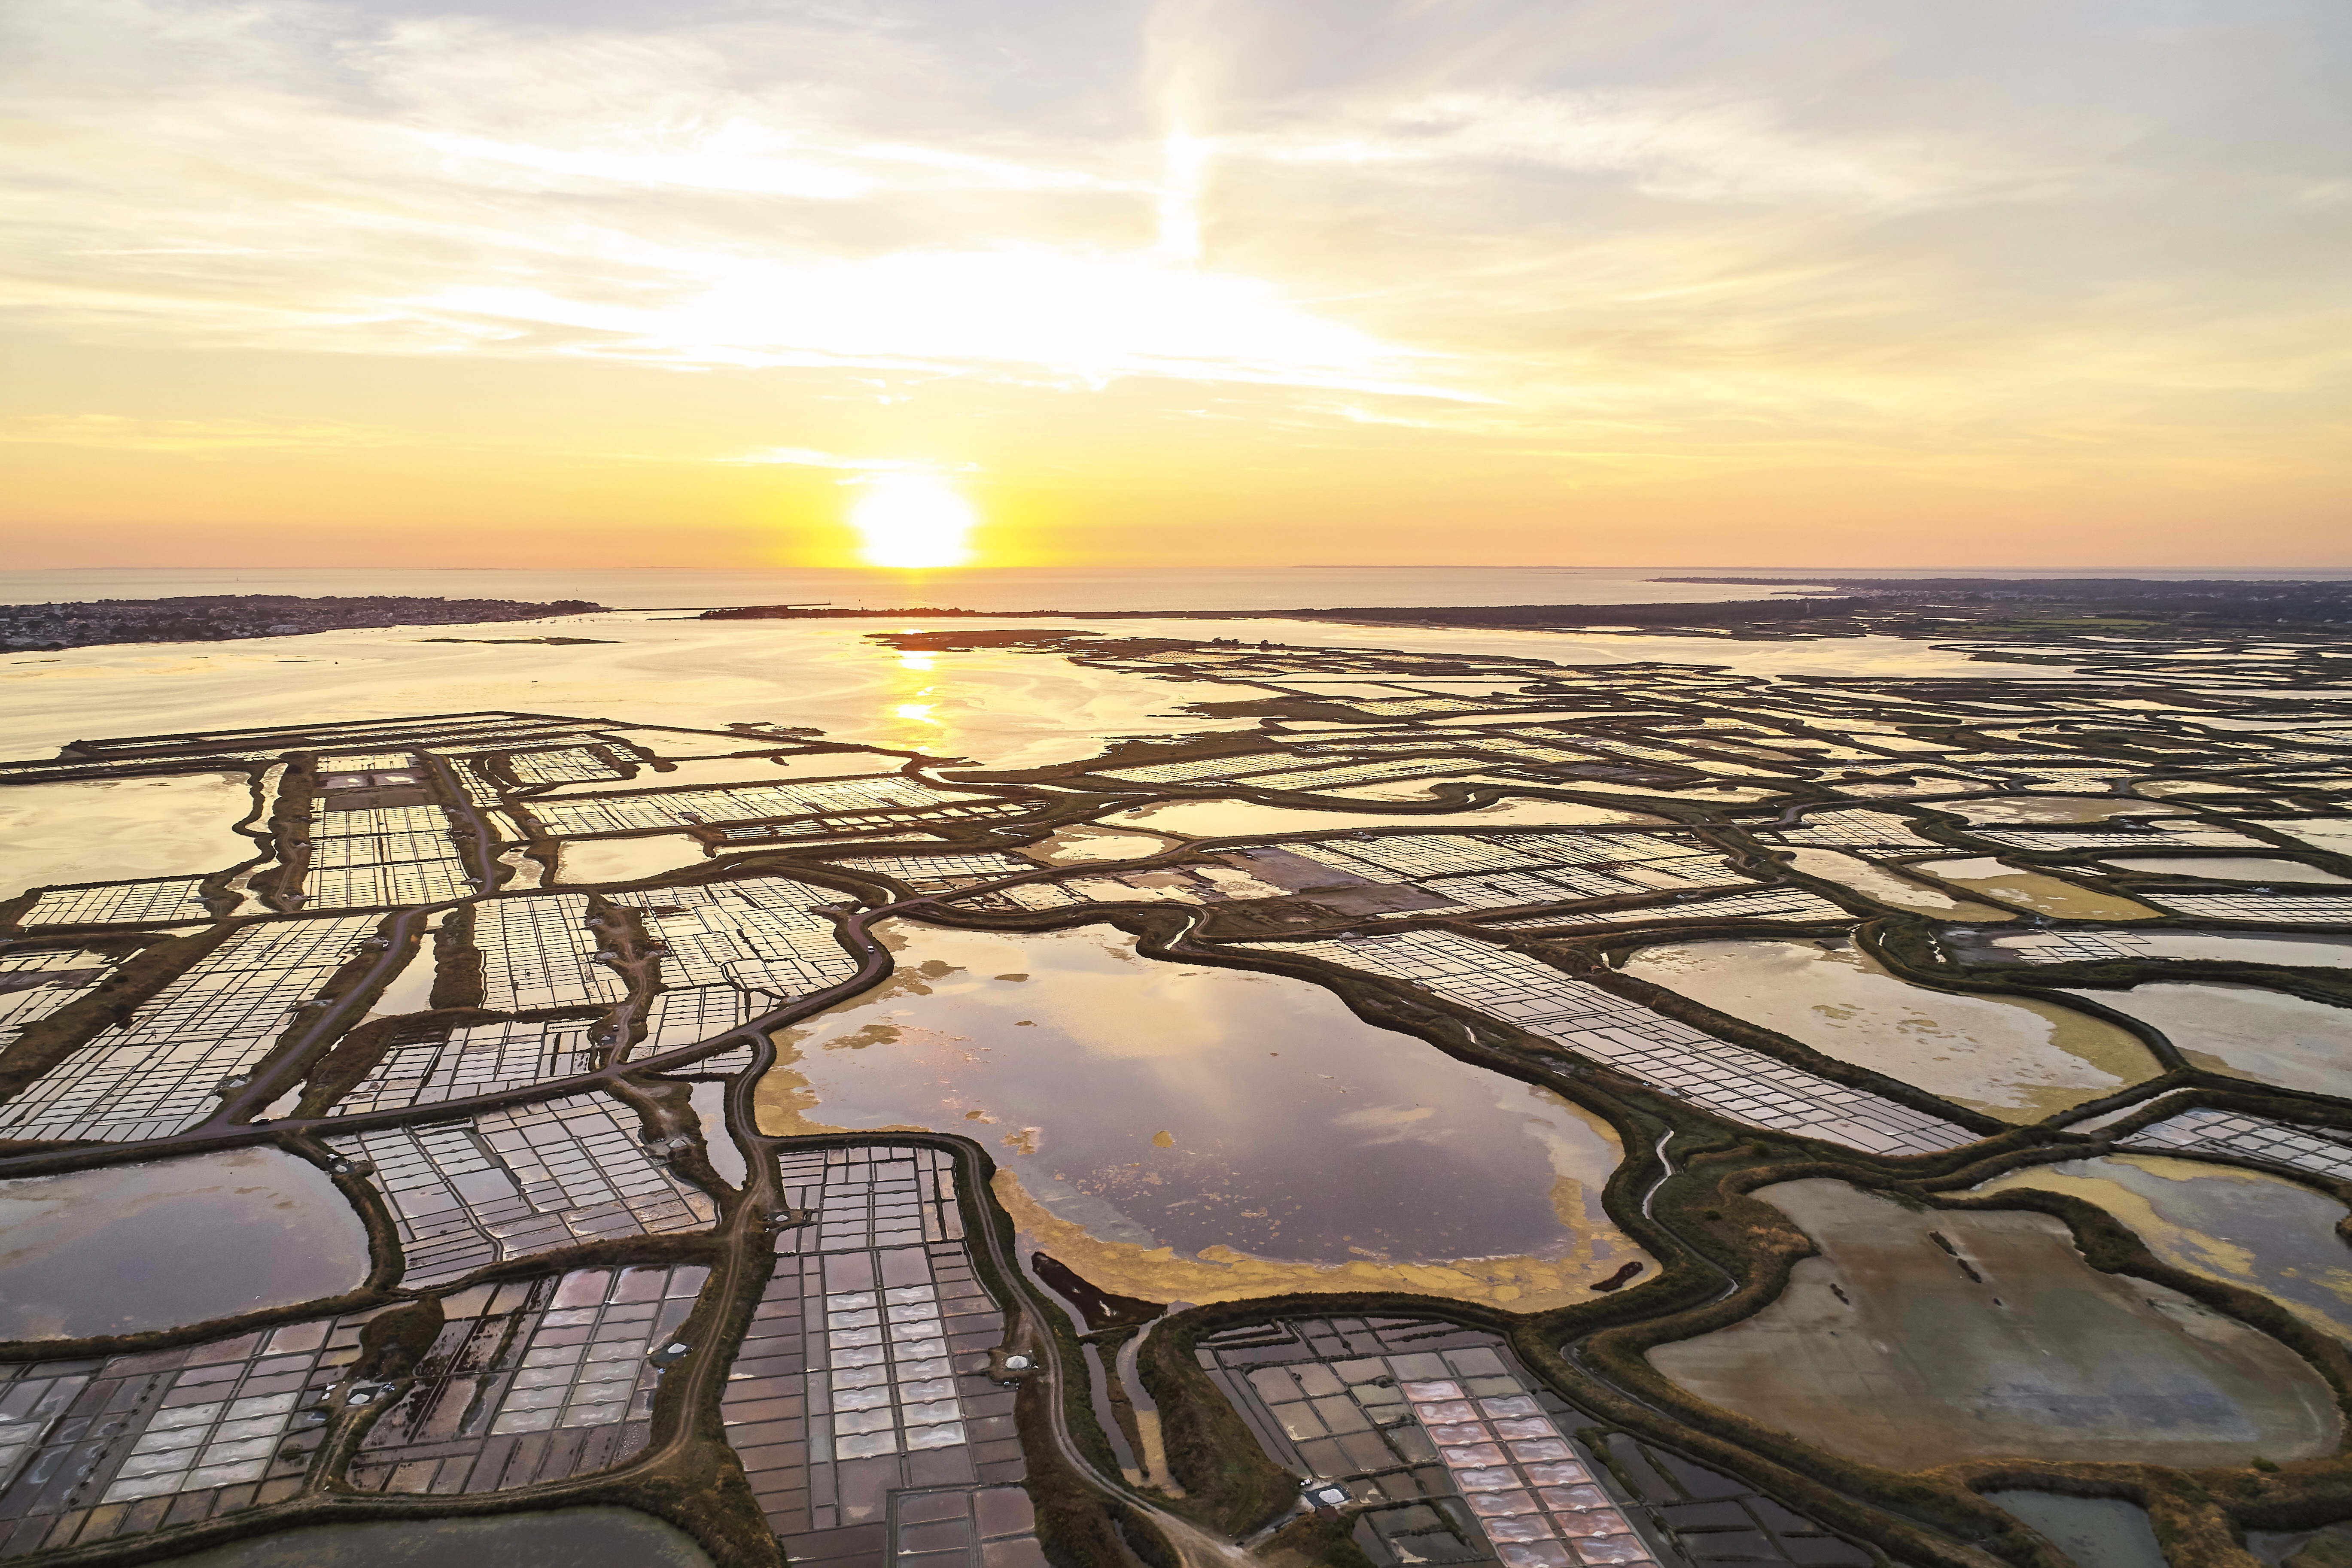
left=754, top=922, right=1645, bottom=1309
left=0, top=1149, right=370, bottom=1340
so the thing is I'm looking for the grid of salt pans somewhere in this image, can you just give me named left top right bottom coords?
left=323, top=1094, right=716, bottom=1286
left=1777, top=811, right=1938, bottom=848
left=332, top=1017, right=597, bottom=1112
left=473, top=894, right=628, bottom=1011
left=1487, top=888, right=1849, bottom=929
left=620, top=878, right=857, bottom=998
left=525, top=776, right=954, bottom=836
left=1257, top=930, right=1970, bottom=1156
left=310, top=804, right=447, bottom=837
left=2128, top=1108, right=2352, bottom=1181
left=1402, top=1374, right=1654, bottom=1568
left=0, top=915, right=378, bottom=1142
left=508, top=746, right=625, bottom=784
left=2142, top=893, right=2352, bottom=923
left=19, top=877, right=210, bottom=927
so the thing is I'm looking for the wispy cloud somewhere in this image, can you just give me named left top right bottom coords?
left=2, top=0, right=2347, bottom=553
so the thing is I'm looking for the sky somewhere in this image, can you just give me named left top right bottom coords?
left=3, top=0, right=2349, bottom=571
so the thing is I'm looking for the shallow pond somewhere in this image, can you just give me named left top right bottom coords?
left=149, top=1507, right=713, bottom=1567
left=0, top=1149, right=370, bottom=1340
left=1975, top=1153, right=2352, bottom=1343
left=1778, top=848, right=2010, bottom=919
left=0, top=772, right=257, bottom=903
left=1623, top=939, right=2156, bottom=1120
left=1095, top=796, right=1659, bottom=839
left=1020, top=827, right=1180, bottom=864
left=2098, top=856, right=2350, bottom=884
left=1914, top=858, right=2160, bottom=920
left=2056, top=982, right=2352, bottom=1098
left=360, top=938, right=440, bottom=1021
left=1987, top=1493, right=2166, bottom=1568
left=557, top=833, right=711, bottom=884
left=686, top=1081, right=748, bottom=1187
left=1649, top=1178, right=2340, bottom=1470
left=754, top=922, right=1646, bottom=1309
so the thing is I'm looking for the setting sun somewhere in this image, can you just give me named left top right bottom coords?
left=849, top=477, right=978, bottom=569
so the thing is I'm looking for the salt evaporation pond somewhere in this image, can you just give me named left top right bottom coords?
left=1649, top=1179, right=2340, bottom=1470
left=1778, top=848, right=2010, bottom=918
left=0, top=1149, right=370, bottom=1339
left=0, top=772, right=257, bottom=903
left=2098, top=856, right=2351, bottom=884
left=1019, top=827, right=1180, bottom=864
left=148, top=1507, right=714, bottom=1567
left=754, top=922, right=1645, bottom=1309
left=1956, top=930, right=2352, bottom=969
left=2061, top=982, right=2352, bottom=1097
left=1987, top=1493, right=2167, bottom=1568
left=1915, top=857, right=2160, bottom=920
left=1946, top=797, right=2189, bottom=825
left=1097, top=796, right=1660, bottom=838
left=558, top=833, right=712, bottom=884
left=1976, top=1153, right=2352, bottom=1343
left=1623, top=939, right=2156, bottom=1120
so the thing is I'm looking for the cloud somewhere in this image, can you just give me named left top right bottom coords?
left=1, top=0, right=2347, bottom=504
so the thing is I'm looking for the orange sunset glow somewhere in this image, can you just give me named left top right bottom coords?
left=2, top=1, right=2347, bottom=569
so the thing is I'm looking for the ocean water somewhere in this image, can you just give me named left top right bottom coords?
left=5, top=563, right=2346, bottom=613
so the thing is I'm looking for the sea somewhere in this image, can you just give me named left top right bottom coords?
left=3, top=564, right=2347, bottom=613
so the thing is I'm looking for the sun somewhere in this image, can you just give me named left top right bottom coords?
left=849, top=477, right=977, bottom=568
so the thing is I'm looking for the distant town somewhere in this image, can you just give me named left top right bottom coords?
left=0, top=594, right=606, bottom=651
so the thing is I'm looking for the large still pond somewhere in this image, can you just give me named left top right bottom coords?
left=0, top=1149, right=370, bottom=1340
left=754, top=922, right=1646, bottom=1309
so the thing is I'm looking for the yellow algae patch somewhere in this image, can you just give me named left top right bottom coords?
left=1913, top=858, right=2160, bottom=921
left=752, top=1031, right=922, bottom=1140
left=991, top=1168, right=1649, bottom=1314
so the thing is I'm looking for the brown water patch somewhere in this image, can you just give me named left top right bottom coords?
left=1648, top=1178, right=2339, bottom=1470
